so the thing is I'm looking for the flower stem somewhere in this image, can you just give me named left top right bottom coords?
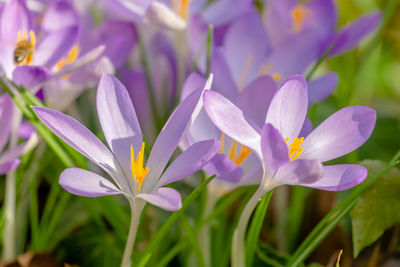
left=121, top=198, right=145, bottom=267
left=231, top=184, right=272, bottom=267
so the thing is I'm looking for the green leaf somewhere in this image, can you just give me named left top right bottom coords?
left=351, top=160, right=400, bottom=257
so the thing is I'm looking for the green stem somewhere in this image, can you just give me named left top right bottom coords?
left=206, top=25, right=214, bottom=76
left=121, top=198, right=145, bottom=267
left=287, top=157, right=400, bottom=266
left=180, top=215, right=205, bottom=267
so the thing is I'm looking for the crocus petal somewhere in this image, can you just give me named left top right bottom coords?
left=236, top=76, right=276, bottom=127
left=329, top=12, right=381, bottom=57
left=203, top=90, right=261, bottom=155
left=203, top=153, right=244, bottom=183
left=35, top=26, right=79, bottom=68
left=265, top=75, right=308, bottom=139
left=300, top=164, right=367, bottom=191
left=180, top=73, right=206, bottom=101
left=137, top=187, right=182, bottom=211
left=273, top=159, right=323, bottom=185
left=0, top=94, right=13, bottom=152
left=41, top=0, right=79, bottom=32
left=308, top=72, right=338, bottom=105
left=31, top=107, right=128, bottom=190
left=145, top=1, right=186, bottom=30
left=0, top=159, right=20, bottom=175
left=144, top=86, right=204, bottom=191
left=105, top=0, right=151, bottom=22
left=299, top=119, right=313, bottom=138
left=0, top=0, right=31, bottom=43
left=261, top=124, right=289, bottom=173
left=301, top=106, right=376, bottom=162
left=12, top=66, right=51, bottom=90
left=156, top=139, right=221, bottom=187
left=202, top=0, right=253, bottom=26
left=60, top=168, right=121, bottom=197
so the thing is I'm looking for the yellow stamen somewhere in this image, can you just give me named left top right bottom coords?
left=22, top=31, right=27, bottom=41
left=235, top=145, right=252, bottom=165
left=55, top=45, right=80, bottom=73
left=237, top=54, right=254, bottom=91
left=291, top=5, right=311, bottom=33
left=29, top=30, right=36, bottom=48
left=17, top=31, right=21, bottom=42
left=219, top=132, right=225, bottom=153
left=285, top=137, right=304, bottom=161
left=272, top=73, right=282, bottom=81
left=228, top=140, right=237, bottom=161
left=179, top=0, right=191, bottom=19
left=130, top=142, right=150, bottom=194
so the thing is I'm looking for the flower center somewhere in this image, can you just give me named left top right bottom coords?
left=291, top=5, right=311, bottom=33
left=285, top=137, right=304, bottom=161
left=14, top=30, right=36, bottom=66
left=220, top=133, right=252, bottom=166
left=130, top=142, right=149, bottom=194
left=55, top=45, right=80, bottom=71
left=172, top=0, right=191, bottom=19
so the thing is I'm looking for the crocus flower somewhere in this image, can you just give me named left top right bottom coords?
left=203, top=75, right=376, bottom=267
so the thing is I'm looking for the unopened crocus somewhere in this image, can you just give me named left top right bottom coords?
left=33, top=73, right=219, bottom=267
left=203, top=75, right=376, bottom=267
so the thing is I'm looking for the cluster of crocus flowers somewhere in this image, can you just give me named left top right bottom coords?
left=203, top=75, right=376, bottom=267
left=33, top=73, right=219, bottom=267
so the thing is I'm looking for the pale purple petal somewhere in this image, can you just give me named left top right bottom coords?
left=0, top=0, right=31, bottom=43
left=261, top=124, right=289, bottom=172
left=12, top=66, right=51, bottom=90
left=329, top=12, right=381, bottom=57
left=31, top=106, right=126, bottom=188
left=0, top=143, right=27, bottom=164
left=137, top=187, right=182, bottom=211
left=0, top=94, right=13, bottom=152
left=223, top=10, right=271, bottom=87
left=188, top=14, right=208, bottom=67
left=156, top=139, right=220, bottom=187
left=301, top=164, right=367, bottom=191
left=35, top=26, right=79, bottom=68
left=60, top=168, right=121, bottom=197
left=144, top=87, right=204, bottom=191
left=0, top=159, right=20, bottom=175
left=203, top=153, right=244, bottom=183
left=96, top=74, right=142, bottom=182
left=202, top=0, right=253, bottom=26
left=18, top=120, right=35, bottom=140
left=265, top=75, right=308, bottom=139
left=180, top=72, right=206, bottom=101
left=301, top=106, right=376, bottom=162
left=105, top=0, right=151, bottom=22
left=203, top=90, right=261, bottom=155
left=299, top=119, right=313, bottom=138
left=236, top=76, right=276, bottom=127
left=273, top=159, right=323, bottom=185
left=41, top=0, right=79, bottom=32
left=308, top=72, right=338, bottom=105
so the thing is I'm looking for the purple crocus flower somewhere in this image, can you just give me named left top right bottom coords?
left=32, top=74, right=219, bottom=211
left=203, top=75, right=376, bottom=267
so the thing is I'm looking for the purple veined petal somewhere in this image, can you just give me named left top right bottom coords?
left=31, top=106, right=130, bottom=192
left=329, top=11, right=381, bottom=57
left=87, top=21, right=137, bottom=70
left=202, top=0, right=253, bottom=26
left=261, top=124, right=289, bottom=173
left=210, top=48, right=239, bottom=101
left=60, top=168, right=121, bottom=197
left=12, top=66, right=51, bottom=90
left=308, top=72, right=338, bottom=105
left=41, top=0, right=79, bottom=32
left=265, top=75, right=308, bottom=139
left=222, top=9, right=272, bottom=88
left=203, top=153, right=244, bottom=183
left=263, top=0, right=294, bottom=45
left=35, top=26, right=79, bottom=68
left=137, top=187, right=182, bottom=211
left=156, top=139, right=221, bottom=188
left=191, top=73, right=213, bottom=124
left=105, top=0, right=152, bottom=22
left=188, top=14, right=208, bottom=68
left=300, top=164, right=367, bottom=191
left=0, top=94, right=13, bottom=152
left=301, top=106, right=376, bottom=162
left=0, top=0, right=31, bottom=43
left=306, top=0, right=337, bottom=39
left=181, top=72, right=206, bottom=101
left=203, top=90, right=261, bottom=155
left=143, top=86, right=204, bottom=192
left=238, top=155, right=263, bottom=185
left=0, top=159, right=20, bottom=175
left=120, top=69, right=155, bottom=142
left=299, top=118, right=313, bottom=138
left=96, top=74, right=142, bottom=188
left=273, top=158, right=323, bottom=186
left=236, top=75, right=277, bottom=128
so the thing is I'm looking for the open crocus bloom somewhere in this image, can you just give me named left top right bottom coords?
left=204, top=75, right=376, bottom=191
left=33, top=74, right=220, bottom=211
